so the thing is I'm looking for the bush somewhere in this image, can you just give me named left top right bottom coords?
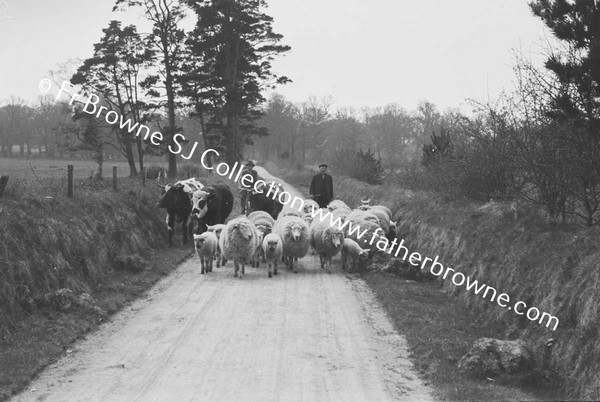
left=332, top=148, right=384, bottom=185
left=145, top=165, right=163, bottom=179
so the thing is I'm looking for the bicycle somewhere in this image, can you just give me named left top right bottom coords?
left=239, top=187, right=253, bottom=216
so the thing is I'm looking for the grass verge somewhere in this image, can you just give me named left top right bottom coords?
left=277, top=165, right=567, bottom=401
left=0, top=246, right=193, bottom=401
left=363, top=271, right=563, bottom=401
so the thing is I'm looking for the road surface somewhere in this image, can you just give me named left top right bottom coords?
left=13, top=168, right=432, bottom=402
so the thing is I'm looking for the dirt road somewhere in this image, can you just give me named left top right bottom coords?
left=13, top=169, right=432, bottom=402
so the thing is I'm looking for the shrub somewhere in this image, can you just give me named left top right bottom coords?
left=332, top=148, right=384, bottom=185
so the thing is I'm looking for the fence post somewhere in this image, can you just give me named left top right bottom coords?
left=0, top=175, right=9, bottom=198
left=142, top=166, right=146, bottom=186
left=113, top=165, right=118, bottom=190
left=67, top=165, right=74, bottom=197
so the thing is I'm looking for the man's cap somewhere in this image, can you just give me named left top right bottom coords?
left=245, top=160, right=255, bottom=166
left=318, top=163, right=328, bottom=168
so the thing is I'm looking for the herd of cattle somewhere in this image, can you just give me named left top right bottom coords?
left=157, top=177, right=397, bottom=278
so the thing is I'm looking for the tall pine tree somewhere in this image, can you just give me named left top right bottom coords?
left=183, top=0, right=291, bottom=164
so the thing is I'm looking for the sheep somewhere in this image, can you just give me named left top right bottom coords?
left=346, top=210, right=380, bottom=227
left=219, top=216, right=258, bottom=278
left=341, top=238, right=370, bottom=272
left=193, top=231, right=218, bottom=274
left=302, top=199, right=320, bottom=214
left=251, top=230, right=265, bottom=268
left=309, top=220, right=345, bottom=274
left=207, top=223, right=226, bottom=267
left=248, top=211, right=275, bottom=266
left=272, top=215, right=310, bottom=273
left=330, top=207, right=351, bottom=223
left=364, top=207, right=390, bottom=235
left=345, top=218, right=386, bottom=256
left=301, top=212, right=314, bottom=227
left=369, top=205, right=393, bottom=221
left=281, top=209, right=302, bottom=217
left=327, top=199, right=350, bottom=211
left=248, top=210, right=275, bottom=225
left=262, top=233, right=283, bottom=278
left=368, top=205, right=396, bottom=241
left=357, top=198, right=371, bottom=211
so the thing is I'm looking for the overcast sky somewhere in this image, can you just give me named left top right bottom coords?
left=0, top=0, right=552, bottom=113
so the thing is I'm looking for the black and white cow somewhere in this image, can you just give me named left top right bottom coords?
left=157, top=178, right=204, bottom=246
left=191, top=183, right=234, bottom=232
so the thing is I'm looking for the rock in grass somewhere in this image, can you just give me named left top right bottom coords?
left=458, top=338, right=536, bottom=380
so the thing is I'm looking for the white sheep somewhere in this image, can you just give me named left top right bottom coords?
left=341, top=238, right=370, bottom=272
left=251, top=230, right=265, bottom=268
left=309, top=220, right=345, bottom=274
left=346, top=210, right=380, bottom=227
left=330, top=207, right=351, bottom=223
left=272, top=215, right=310, bottom=273
left=248, top=211, right=275, bottom=226
left=281, top=209, right=302, bottom=217
left=327, top=199, right=350, bottom=211
left=302, top=199, right=320, bottom=214
left=219, top=216, right=258, bottom=278
left=345, top=218, right=386, bottom=255
left=369, top=205, right=393, bottom=221
left=364, top=207, right=390, bottom=235
left=207, top=223, right=226, bottom=267
left=248, top=211, right=275, bottom=266
left=357, top=198, right=371, bottom=211
left=193, top=231, right=218, bottom=274
left=262, top=233, right=283, bottom=278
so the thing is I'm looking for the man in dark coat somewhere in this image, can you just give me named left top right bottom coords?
left=309, top=163, right=334, bottom=208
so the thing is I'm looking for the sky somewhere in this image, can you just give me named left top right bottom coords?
left=0, top=0, right=553, bottom=114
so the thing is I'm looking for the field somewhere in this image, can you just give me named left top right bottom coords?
left=0, top=157, right=139, bottom=180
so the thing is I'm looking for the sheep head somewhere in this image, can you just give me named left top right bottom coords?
left=289, top=223, right=305, bottom=241
left=302, top=214, right=314, bottom=225
left=324, top=227, right=344, bottom=248
left=232, top=221, right=253, bottom=241
left=357, top=249, right=370, bottom=262
left=266, top=240, right=279, bottom=252
left=193, top=234, right=205, bottom=248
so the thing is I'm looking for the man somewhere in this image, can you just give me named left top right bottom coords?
left=309, top=163, right=334, bottom=209
left=239, top=160, right=258, bottom=214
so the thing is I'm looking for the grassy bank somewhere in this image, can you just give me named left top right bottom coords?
left=276, top=165, right=594, bottom=400
left=0, top=171, right=227, bottom=400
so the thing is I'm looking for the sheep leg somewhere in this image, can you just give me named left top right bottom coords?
left=167, top=215, right=175, bottom=247
left=274, top=261, right=278, bottom=276
left=234, top=260, right=239, bottom=278
left=200, top=257, right=205, bottom=275
left=268, top=262, right=273, bottom=278
left=341, top=252, right=346, bottom=271
left=216, top=248, right=221, bottom=268
left=241, top=261, right=245, bottom=275
left=327, top=257, right=332, bottom=274
left=208, top=256, right=213, bottom=273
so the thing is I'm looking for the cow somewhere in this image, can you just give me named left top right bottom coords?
left=249, top=181, right=284, bottom=219
left=157, top=178, right=204, bottom=246
left=191, top=183, right=234, bottom=232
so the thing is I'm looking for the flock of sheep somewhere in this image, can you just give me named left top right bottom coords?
left=192, top=195, right=396, bottom=278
